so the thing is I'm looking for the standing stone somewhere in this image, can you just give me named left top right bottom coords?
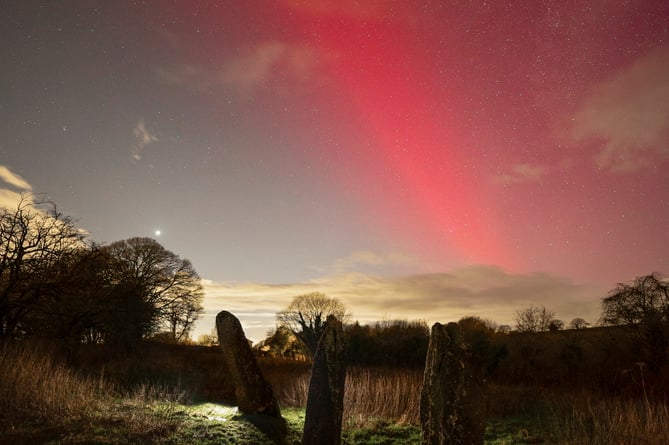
left=420, top=322, right=485, bottom=445
left=302, top=315, right=347, bottom=445
left=216, top=310, right=281, bottom=417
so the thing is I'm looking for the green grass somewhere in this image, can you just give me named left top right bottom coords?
left=484, top=415, right=552, bottom=445
left=343, top=420, right=420, bottom=444
left=166, top=405, right=304, bottom=445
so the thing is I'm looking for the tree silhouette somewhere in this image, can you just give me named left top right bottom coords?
left=601, top=273, right=668, bottom=327
left=601, top=273, right=669, bottom=370
left=28, top=246, right=113, bottom=345
left=277, top=292, right=349, bottom=356
left=569, top=318, right=590, bottom=329
left=0, top=195, right=85, bottom=339
left=514, top=305, right=557, bottom=333
left=102, top=237, right=204, bottom=345
left=1, top=196, right=204, bottom=347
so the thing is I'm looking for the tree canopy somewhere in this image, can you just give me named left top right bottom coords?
left=0, top=196, right=203, bottom=346
left=601, top=273, right=669, bottom=327
left=0, top=196, right=85, bottom=338
left=103, top=237, right=204, bottom=343
left=277, top=292, right=350, bottom=356
left=601, top=273, right=669, bottom=370
left=513, top=305, right=559, bottom=333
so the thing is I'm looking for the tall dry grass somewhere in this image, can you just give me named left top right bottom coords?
left=549, top=393, right=669, bottom=445
left=263, top=358, right=669, bottom=443
left=0, top=341, right=108, bottom=425
left=259, top=357, right=311, bottom=407
left=343, top=367, right=422, bottom=427
left=0, top=341, right=187, bottom=441
left=263, top=361, right=423, bottom=428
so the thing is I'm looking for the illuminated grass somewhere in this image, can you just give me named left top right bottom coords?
left=167, top=405, right=304, bottom=445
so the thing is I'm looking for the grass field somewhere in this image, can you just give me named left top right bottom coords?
left=2, top=342, right=668, bottom=444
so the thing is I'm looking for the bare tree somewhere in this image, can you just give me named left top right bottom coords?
left=103, top=237, right=204, bottom=344
left=601, top=273, right=669, bottom=327
left=163, top=293, right=204, bottom=342
left=277, top=292, right=350, bottom=356
left=601, top=273, right=669, bottom=370
left=0, top=195, right=85, bottom=338
left=514, top=305, right=557, bottom=333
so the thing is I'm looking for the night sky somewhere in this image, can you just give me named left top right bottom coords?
left=2, top=0, right=668, bottom=340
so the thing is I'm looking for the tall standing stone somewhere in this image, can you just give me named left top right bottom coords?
left=216, top=310, right=281, bottom=418
left=302, top=315, right=347, bottom=445
left=420, top=322, right=485, bottom=445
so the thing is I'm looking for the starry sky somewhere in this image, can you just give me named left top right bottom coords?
left=2, top=0, right=668, bottom=340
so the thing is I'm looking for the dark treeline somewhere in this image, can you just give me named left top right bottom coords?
left=339, top=316, right=669, bottom=396
left=258, top=319, right=430, bottom=367
left=260, top=272, right=669, bottom=398
left=346, top=319, right=430, bottom=367
left=0, top=196, right=204, bottom=351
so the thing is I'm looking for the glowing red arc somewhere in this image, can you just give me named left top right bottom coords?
left=297, top=13, right=517, bottom=269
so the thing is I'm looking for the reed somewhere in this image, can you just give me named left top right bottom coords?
left=0, top=341, right=185, bottom=441
left=548, top=392, right=669, bottom=445
left=0, top=341, right=107, bottom=425
left=262, top=360, right=423, bottom=428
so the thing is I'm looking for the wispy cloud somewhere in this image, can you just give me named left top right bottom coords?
left=0, top=165, right=33, bottom=209
left=493, top=163, right=545, bottom=185
left=0, top=189, right=26, bottom=209
left=155, top=41, right=322, bottom=96
left=572, top=46, right=669, bottom=172
left=321, top=250, right=418, bottom=275
left=197, top=265, right=602, bottom=341
left=223, top=42, right=315, bottom=90
left=131, top=119, right=158, bottom=161
left=0, top=165, right=32, bottom=191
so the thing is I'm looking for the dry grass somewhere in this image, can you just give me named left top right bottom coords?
left=343, top=367, right=422, bottom=427
left=0, top=341, right=187, bottom=442
left=263, top=358, right=669, bottom=444
left=0, top=341, right=107, bottom=425
left=259, top=357, right=311, bottom=407
left=263, top=361, right=423, bottom=428
left=5, top=342, right=667, bottom=444
left=548, top=393, right=669, bottom=445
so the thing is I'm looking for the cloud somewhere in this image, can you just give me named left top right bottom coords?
left=0, top=165, right=34, bottom=209
left=0, top=165, right=32, bottom=191
left=572, top=46, right=669, bottom=172
left=0, top=189, right=26, bottom=209
left=222, top=42, right=314, bottom=90
left=0, top=167, right=88, bottom=243
left=131, top=119, right=158, bottom=161
left=493, top=163, right=545, bottom=185
left=323, top=250, right=418, bottom=274
left=155, top=41, right=321, bottom=95
left=197, top=265, right=603, bottom=341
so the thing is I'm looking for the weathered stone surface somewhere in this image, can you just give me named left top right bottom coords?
left=216, top=310, right=281, bottom=418
left=301, top=315, right=347, bottom=445
left=420, top=322, right=485, bottom=445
